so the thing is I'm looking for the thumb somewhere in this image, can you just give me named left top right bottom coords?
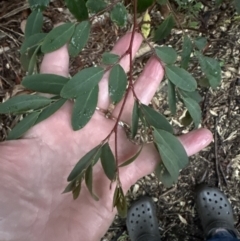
left=40, top=44, right=69, bottom=77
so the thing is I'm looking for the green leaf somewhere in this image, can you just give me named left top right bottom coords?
left=156, top=0, right=167, bottom=5
left=67, top=145, right=102, bottom=182
left=0, top=95, right=52, bottom=114
left=64, top=0, right=88, bottom=21
left=35, top=98, right=67, bottom=125
left=154, top=15, right=175, bottom=41
left=109, top=64, right=127, bottom=104
left=113, top=186, right=127, bottom=218
left=131, top=101, right=139, bottom=138
left=25, top=10, right=43, bottom=39
left=119, top=145, right=143, bottom=167
left=167, top=80, right=176, bottom=115
left=181, top=96, right=201, bottom=128
left=71, top=85, right=98, bottom=130
left=155, top=162, right=174, bottom=187
left=68, top=21, right=91, bottom=57
left=61, top=67, right=104, bottom=98
left=62, top=172, right=83, bottom=194
left=85, top=165, right=99, bottom=201
left=28, top=0, right=50, bottom=11
left=7, top=112, right=40, bottom=140
left=86, top=0, right=107, bottom=13
left=141, top=104, right=173, bottom=133
left=137, top=0, right=154, bottom=13
left=181, top=35, right=192, bottom=69
left=153, top=128, right=189, bottom=183
left=194, top=37, right=207, bottom=51
left=179, top=89, right=202, bottom=103
left=28, top=45, right=40, bottom=75
left=101, top=143, right=116, bottom=181
left=22, top=74, right=69, bottom=95
left=155, top=46, right=177, bottom=64
left=20, top=33, right=46, bottom=54
left=41, top=23, right=75, bottom=53
left=102, top=52, right=120, bottom=65
left=234, top=0, right=240, bottom=14
left=110, top=3, right=128, bottom=27
left=165, top=65, right=197, bottom=92
left=195, top=52, right=221, bottom=89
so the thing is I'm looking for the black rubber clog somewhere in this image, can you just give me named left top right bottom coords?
left=126, top=196, right=161, bottom=241
left=195, top=184, right=238, bottom=238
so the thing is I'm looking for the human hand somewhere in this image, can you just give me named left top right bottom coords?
left=0, top=32, right=212, bottom=241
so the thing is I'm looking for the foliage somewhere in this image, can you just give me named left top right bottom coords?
left=0, top=0, right=229, bottom=217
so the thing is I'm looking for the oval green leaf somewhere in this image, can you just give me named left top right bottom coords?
left=110, top=3, right=128, bottom=27
left=153, top=128, right=189, bottom=181
left=7, top=112, right=40, bottom=140
left=182, top=97, right=201, bottom=128
left=35, top=98, right=67, bottom=125
left=29, top=0, right=50, bottom=11
left=71, top=85, right=98, bottom=130
left=141, top=104, right=173, bottom=133
left=64, top=0, right=88, bottom=21
left=181, top=35, right=192, bottom=69
left=154, top=14, right=175, bottom=41
left=41, top=23, right=75, bottom=53
left=67, top=145, right=102, bottom=182
left=194, top=37, right=207, bottom=51
left=195, top=52, right=221, bottom=89
left=86, top=0, right=107, bottom=13
left=68, top=21, right=91, bottom=57
left=22, top=74, right=69, bottom=95
left=0, top=95, right=52, bottom=114
left=102, top=52, right=119, bottom=65
left=165, top=65, right=197, bottom=92
left=100, top=143, right=116, bottom=181
left=179, top=89, right=202, bottom=103
left=155, top=46, right=177, bottom=64
left=61, top=67, right=104, bottom=99
left=85, top=165, right=99, bottom=201
left=131, top=100, right=139, bottom=138
left=109, top=64, right=127, bottom=104
left=155, top=162, right=175, bottom=188
left=137, top=0, right=154, bottom=13
left=20, top=33, right=46, bottom=54
left=25, top=10, right=43, bottom=38
left=119, top=145, right=143, bottom=167
left=113, top=186, right=127, bottom=218
left=167, top=80, right=176, bottom=115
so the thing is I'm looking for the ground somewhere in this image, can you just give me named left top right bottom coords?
left=0, top=1, right=239, bottom=241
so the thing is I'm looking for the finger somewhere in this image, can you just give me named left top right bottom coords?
left=112, top=57, right=164, bottom=123
left=120, top=128, right=213, bottom=190
left=98, top=32, right=143, bottom=109
left=40, top=44, right=69, bottom=77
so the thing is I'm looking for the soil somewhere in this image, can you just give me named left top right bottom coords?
left=0, top=1, right=239, bottom=241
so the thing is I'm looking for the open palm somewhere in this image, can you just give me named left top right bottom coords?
left=0, top=33, right=212, bottom=241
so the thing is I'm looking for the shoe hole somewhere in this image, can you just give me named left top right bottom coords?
left=207, top=192, right=210, bottom=195
left=151, top=224, right=153, bottom=227
left=224, top=204, right=227, bottom=207
left=131, top=220, right=133, bottom=223
left=142, top=204, right=144, bottom=207
left=215, top=200, right=218, bottom=204
left=136, top=221, right=139, bottom=224
left=220, top=206, right=222, bottom=209
left=218, top=212, right=221, bottom=215
left=132, top=229, right=134, bottom=231
left=142, top=211, right=145, bottom=214
left=132, top=213, right=135, bottom=217
left=214, top=193, right=217, bottom=196
left=212, top=207, right=215, bottom=210
left=136, top=208, right=138, bottom=211
left=220, top=197, right=223, bottom=201
left=209, top=198, right=212, bottom=202
left=147, top=208, right=150, bottom=211
left=227, top=211, right=230, bottom=215
left=149, top=215, right=152, bottom=219
left=144, top=220, right=146, bottom=222
left=203, top=197, right=206, bottom=201
left=138, top=214, right=140, bottom=217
